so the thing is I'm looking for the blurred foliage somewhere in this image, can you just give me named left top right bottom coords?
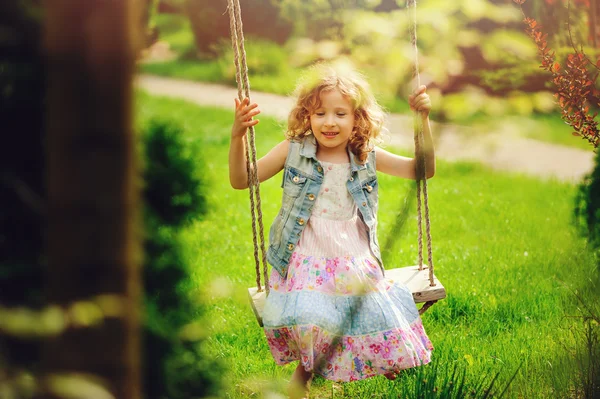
left=521, top=0, right=591, bottom=47
left=153, top=13, right=196, bottom=55
left=143, top=119, right=206, bottom=226
left=575, top=149, right=600, bottom=252
left=143, top=0, right=161, bottom=46
left=140, top=119, right=220, bottom=398
left=216, top=36, right=290, bottom=80
left=0, top=0, right=46, bottom=375
left=185, top=0, right=292, bottom=56
left=275, top=0, right=384, bottom=40
left=149, top=0, right=575, bottom=122
left=274, top=0, right=553, bottom=120
left=0, top=0, right=45, bottom=307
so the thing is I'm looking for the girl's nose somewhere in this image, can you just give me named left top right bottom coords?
left=324, top=115, right=336, bottom=127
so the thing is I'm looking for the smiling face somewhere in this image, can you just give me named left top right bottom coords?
left=310, top=88, right=356, bottom=160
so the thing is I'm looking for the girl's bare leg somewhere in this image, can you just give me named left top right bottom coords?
left=289, top=363, right=313, bottom=399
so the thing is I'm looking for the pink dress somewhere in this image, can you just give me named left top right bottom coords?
left=262, top=161, right=433, bottom=382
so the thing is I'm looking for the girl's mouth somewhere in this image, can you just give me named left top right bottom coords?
left=322, top=132, right=338, bottom=138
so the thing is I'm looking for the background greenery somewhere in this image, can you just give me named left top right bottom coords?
left=140, top=0, right=600, bottom=151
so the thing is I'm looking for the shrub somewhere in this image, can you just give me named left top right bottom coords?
left=141, top=119, right=220, bottom=398
left=574, top=150, right=600, bottom=252
left=216, top=37, right=289, bottom=82
left=185, top=0, right=292, bottom=57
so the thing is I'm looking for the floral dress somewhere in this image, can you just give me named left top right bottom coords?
left=262, top=161, right=433, bottom=382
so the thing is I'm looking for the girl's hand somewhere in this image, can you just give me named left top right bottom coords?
left=408, top=85, right=431, bottom=118
left=232, top=97, right=261, bottom=138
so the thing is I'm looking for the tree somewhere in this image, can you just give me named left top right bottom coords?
left=40, top=0, right=142, bottom=397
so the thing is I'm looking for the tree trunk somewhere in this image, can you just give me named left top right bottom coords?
left=41, top=1, right=142, bottom=398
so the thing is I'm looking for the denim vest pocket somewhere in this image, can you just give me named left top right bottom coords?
left=282, top=167, right=307, bottom=198
left=271, top=167, right=308, bottom=252
left=362, top=178, right=379, bottom=210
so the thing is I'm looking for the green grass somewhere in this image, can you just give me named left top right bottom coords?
left=136, top=91, right=600, bottom=398
left=142, top=60, right=225, bottom=83
left=141, top=60, right=302, bottom=97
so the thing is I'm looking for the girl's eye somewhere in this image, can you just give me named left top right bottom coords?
left=315, top=112, right=325, bottom=116
left=337, top=113, right=346, bottom=117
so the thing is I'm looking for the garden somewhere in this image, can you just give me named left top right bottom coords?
left=1, top=0, right=599, bottom=398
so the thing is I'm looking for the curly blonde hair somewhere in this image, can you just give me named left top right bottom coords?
left=286, top=63, right=386, bottom=164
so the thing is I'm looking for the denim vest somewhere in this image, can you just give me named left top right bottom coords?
left=266, top=136, right=382, bottom=278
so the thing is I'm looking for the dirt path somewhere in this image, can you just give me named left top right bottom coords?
left=137, top=74, right=595, bottom=183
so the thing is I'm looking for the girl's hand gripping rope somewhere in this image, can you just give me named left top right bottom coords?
left=232, top=97, right=261, bottom=139
left=408, top=85, right=431, bottom=119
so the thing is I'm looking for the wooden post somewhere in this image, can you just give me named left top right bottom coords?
left=41, top=0, right=142, bottom=398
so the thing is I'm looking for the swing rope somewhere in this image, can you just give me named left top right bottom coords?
left=227, top=0, right=269, bottom=294
left=408, top=0, right=436, bottom=289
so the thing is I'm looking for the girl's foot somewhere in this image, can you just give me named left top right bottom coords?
left=384, top=372, right=398, bottom=380
left=289, top=364, right=313, bottom=399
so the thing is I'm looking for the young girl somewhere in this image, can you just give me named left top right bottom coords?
left=229, top=64, right=435, bottom=399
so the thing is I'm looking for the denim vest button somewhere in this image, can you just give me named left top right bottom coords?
left=287, top=243, right=295, bottom=250
left=293, top=176, right=300, bottom=183
left=308, top=194, right=315, bottom=201
left=317, top=166, right=323, bottom=173
left=297, top=218, right=305, bottom=225
left=349, top=177, right=354, bottom=181
left=362, top=202, right=367, bottom=207
left=366, top=185, right=373, bottom=192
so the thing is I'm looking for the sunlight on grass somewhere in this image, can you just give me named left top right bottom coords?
left=136, top=91, right=598, bottom=398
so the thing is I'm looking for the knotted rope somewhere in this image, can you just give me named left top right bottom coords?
left=408, top=0, right=436, bottom=287
left=227, top=0, right=269, bottom=294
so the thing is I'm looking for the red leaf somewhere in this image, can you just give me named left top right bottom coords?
left=553, top=62, right=560, bottom=72
left=573, top=132, right=581, bottom=136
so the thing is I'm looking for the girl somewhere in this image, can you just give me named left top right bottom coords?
left=229, top=64, right=435, bottom=399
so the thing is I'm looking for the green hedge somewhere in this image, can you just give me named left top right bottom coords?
left=140, top=119, right=220, bottom=398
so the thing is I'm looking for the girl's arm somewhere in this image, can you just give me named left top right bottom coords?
left=376, top=85, right=435, bottom=179
left=229, top=97, right=289, bottom=189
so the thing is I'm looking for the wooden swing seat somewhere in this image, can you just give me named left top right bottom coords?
left=248, top=265, right=446, bottom=327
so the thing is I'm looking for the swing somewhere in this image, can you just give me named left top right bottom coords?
left=227, top=0, right=446, bottom=327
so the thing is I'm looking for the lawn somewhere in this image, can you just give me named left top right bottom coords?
left=136, top=91, right=599, bottom=398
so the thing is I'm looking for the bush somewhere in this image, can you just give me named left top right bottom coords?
left=216, top=37, right=289, bottom=82
left=185, top=0, right=292, bottom=56
left=575, top=150, right=600, bottom=252
left=141, top=119, right=220, bottom=398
